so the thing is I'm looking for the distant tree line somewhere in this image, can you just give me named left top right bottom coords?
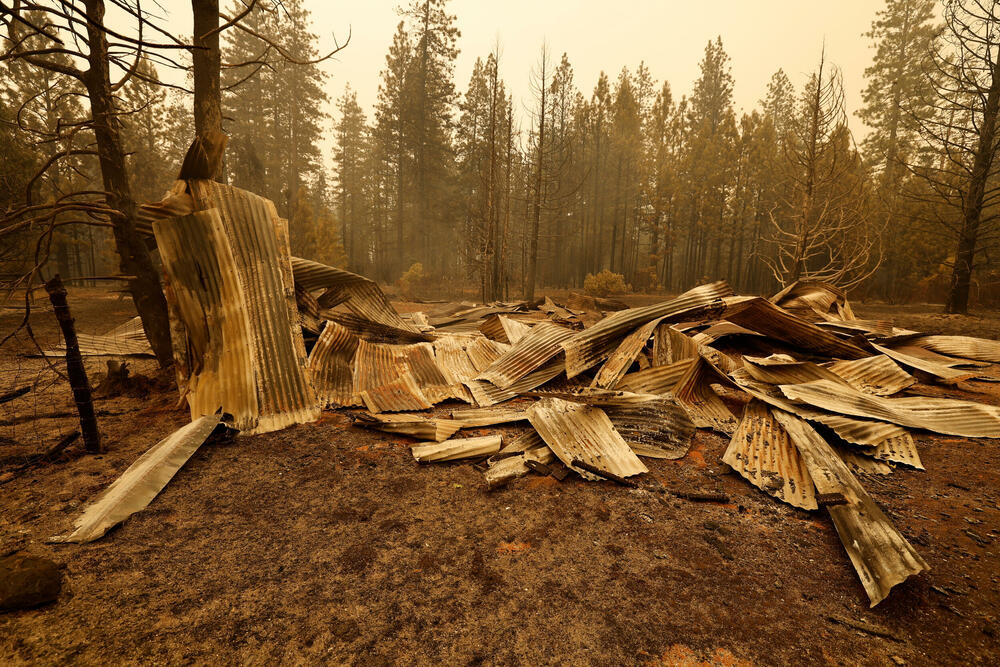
left=3, top=0, right=1000, bottom=314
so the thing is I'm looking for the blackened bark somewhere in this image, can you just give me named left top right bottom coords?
left=192, top=0, right=223, bottom=143
left=45, top=275, right=102, bottom=453
left=83, top=0, right=173, bottom=368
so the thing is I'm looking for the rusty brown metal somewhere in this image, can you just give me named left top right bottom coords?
left=477, top=321, right=577, bottom=389
left=723, top=400, right=817, bottom=510
left=773, top=411, right=929, bottom=607
left=721, top=297, right=868, bottom=359
left=526, top=397, right=647, bottom=481
left=825, top=355, right=916, bottom=396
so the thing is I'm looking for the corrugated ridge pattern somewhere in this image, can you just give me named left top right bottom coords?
left=527, top=397, right=647, bottom=480
left=193, top=181, right=319, bottom=434
left=307, top=320, right=360, bottom=407
left=722, top=400, right=817, bottom=510
left=605, top=399, right=695, bottom=460
left=780, top=379, right=1000, bottom=438
left=466, top=359, right=565, bottom=407
left=477, top=321, right=576, bottom=389
left=825, top=355, right=916, bottom=396
left=773, top=411, right=928, bottom=607
left=154, top=210, right=259, bottom=431
left=721, top=298, right=868, bottom=359
left=562, top=281, right=733, bottom=378
left=614, top=358, right=694, bottom=394
left=912, top=335, right=1000, bottom=363
left=291, top=256, right=417, bottom=332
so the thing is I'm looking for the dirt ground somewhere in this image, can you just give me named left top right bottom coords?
left=1, top=289, right=999, bottom=665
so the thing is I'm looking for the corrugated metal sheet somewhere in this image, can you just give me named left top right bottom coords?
left=398, top=343, right=469, bottom=404
left=154, top=209, right=262, bottom=433
left=496, top=428, right=545, bottom=455
left=464, top=336, right=510, bottom=372
left=605, top=398, right=696, bottom=459
left=480, top=314, right=533, bottom=344
left=529, top=387, right=663, bottom=406
left=477, top=321, right=577, bottom=389
left=561, top=281, right=733, bottom=378
left=449, top=407, right=527, bottom=427
left=484, top=442, right=555, bottom=489
left=411, top=435, right=502, bottom=462
left=526, top=397, right=648, bottom=481
left=870, top=342, right=977, bottom=384
left=591, top=316, right=665, bottom=388
left=432, top=334, right=482, bottom=382
left=290, top=256, right=417, bottom=333
left=721, top=297, right=868, bottom=359
left=835, top=445, right=893, bottom=475
left=779, top=379, right=1000, bottom=438
left=614, top=358, right=695, bottom=394
left=815, top=319, right=894, bottom=336
left=907, top=334, right=1000, bottom=363
left=825, top=355, right=916, bottom=396
left=742, top=355, right=849, bottom=387
left=465, top=359, right=565, bottom=407
left=870, top=431, right=923, bottom=469
left=672, top=358, right=738, bottom=435
left=307, top=320, right=361, bottom=407
left=723, top=400, right=817, bottom=510
left=770, top=280, right=855, bottom=321
left=772, top=411, right=929, bottom=607
left=135, top=183, right=194, bottom=237
left=353, top=413, right=462, bottom=442
left=732, top=371, right=908, bottom=446
left=325, top=311, right=433, bottom=344
left=360, top=372, right=433, bottom=413
left=184, top=181, right=319, bottom=434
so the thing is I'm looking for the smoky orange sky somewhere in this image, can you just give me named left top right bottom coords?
left=155, top=1, right=886, bottom=156
left=310, top=1, right=880, bottom=132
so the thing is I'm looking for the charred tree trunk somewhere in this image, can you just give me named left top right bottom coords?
left=45, top=275, right=101, bottom=453
left=192, top=0, right=223, bottom=146
left=83, top=0, right=172, bottom=368
left=945, top=65, right=1000, bottom=314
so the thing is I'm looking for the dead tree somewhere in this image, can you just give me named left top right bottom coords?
left=764, top=49, right=882, bottom=289
left=908, top=0, right=1000, bottom=314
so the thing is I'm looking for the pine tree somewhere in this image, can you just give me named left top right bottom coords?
left=333, top=85, right=370, bottom=271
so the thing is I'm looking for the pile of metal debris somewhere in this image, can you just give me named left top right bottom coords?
left=50, top=175, right=1000, bottom=609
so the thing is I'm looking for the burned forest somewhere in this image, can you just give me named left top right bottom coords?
left=3, top=1, right=1000, bottom=664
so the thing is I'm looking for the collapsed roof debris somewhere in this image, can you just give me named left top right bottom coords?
left=55, top=168, right=1000, bottom=608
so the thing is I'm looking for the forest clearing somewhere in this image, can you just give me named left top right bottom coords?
left=3, top=1, right=1000, bottom=665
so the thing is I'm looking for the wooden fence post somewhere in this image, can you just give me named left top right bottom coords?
left=44, top=275, right=102, bottom=453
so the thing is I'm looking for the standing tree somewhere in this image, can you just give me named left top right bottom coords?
left=911, top=0, right=1000, bottom=313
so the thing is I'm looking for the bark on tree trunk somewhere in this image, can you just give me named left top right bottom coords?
left=45, top=275, right=102, bottom=453
left=83, top=0, right=173, bottom=368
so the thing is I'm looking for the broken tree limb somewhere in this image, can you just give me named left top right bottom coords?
left=44, top=275, right=101, bottom=453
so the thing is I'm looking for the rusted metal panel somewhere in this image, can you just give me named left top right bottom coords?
left=906, top=334, right=1000, bottom=364
left=325, top=311, right=433, bottom=344
left=732, top=371, right=908, bottom=446
left=307, top=320, right=361, bottom=407
left=742, top=355, right=849, bottom=387
left=433, top=334, right=482, bottom=382
left=449, top=407, right=527, bottom=427
left=484, top=442, right=555, bottom=489
left=290, top=256, right=417, bottom=333
left=870, top=342, right=977, bottom=384
left=825, top=355, right=916, bottom=396
left=561, top=281, right=733, bottom=378
left=397, top=343, right=469, bottom=404
left=870, top=431, right=922, bottom=469
left=480, top=314, right=533, bottom=344
left=779, top=379, right=1000, bottom=438
left=591, top=317, right=665, bottom=388
left=465, top=359, right=565, bottom=407
left=672, top=358, right=738, bottom=435
left=179, top=181, right=320, bottom=434
left=477, top=321, right=576, bottom=389
left=723, top=400, right=817, bottom=510
left=614, top=358, right=695, bottom=394
left=721, top=297, right=868, bottom=359
left=835, top=445, right=893, bottom=475
left=51, top=414, right=222, bottom=544
left=154, top=210, right=263, bottom=432
left=529, top=387, right=663, bottom=406
left=605, top=398, right=696, bottom=460
left=411, top=434, right=502, bottom=462
left=353, top=413, right=463, bottom=442
left=770, top=280, right=855, bottom=321
left=360, top=372, right=433, bottom=414
left=464, top=336, right=510, bottom=372
left=526, top=397, right=647, bottom=481
left=772, top=411, right=929, bottom=607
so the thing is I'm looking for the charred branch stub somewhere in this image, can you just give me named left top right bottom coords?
left=44, top=275, right=102, bottom=454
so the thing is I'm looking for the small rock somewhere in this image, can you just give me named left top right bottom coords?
left=0, top=554, right=62, bottom=611
left=891, top=656, right=906, bottom=666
